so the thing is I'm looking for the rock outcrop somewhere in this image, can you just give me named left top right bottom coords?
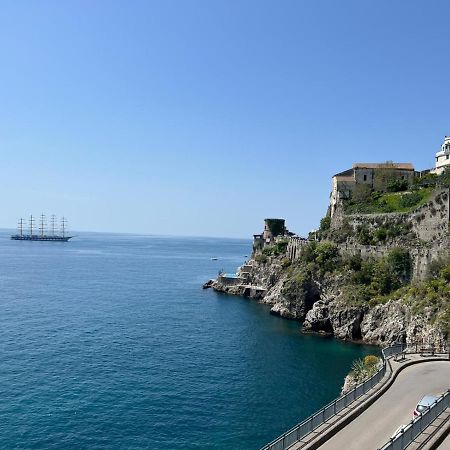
left=209, top=188, right=449, bottom=349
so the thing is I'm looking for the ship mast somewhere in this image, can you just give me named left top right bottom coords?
left=50, top=214, right=57, bottom=236
left=61, top=217, right=67, bottom=238
left=39, top=213, right=46, bottom=237
left=29, top=214, right=35, bottom=236
left=18, top=218, right=24, bottom=237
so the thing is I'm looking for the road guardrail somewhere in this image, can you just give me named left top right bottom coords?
left=378, top=389, right=450, bottom=450
left=260, top=343, right=406, bottom=450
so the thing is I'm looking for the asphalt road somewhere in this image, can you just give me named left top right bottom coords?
left=318, top=361, right=450, bottom=450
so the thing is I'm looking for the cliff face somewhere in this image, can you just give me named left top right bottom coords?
left=211, top=188, right=450, bottom=347
left=304, top=295, right=446, bottom=346
left=213, top=255, right=448, bottom=347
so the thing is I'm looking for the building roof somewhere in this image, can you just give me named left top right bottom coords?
left=333, top=168, right=354, bottom=178
left=352, top=162, right=414, bottom=171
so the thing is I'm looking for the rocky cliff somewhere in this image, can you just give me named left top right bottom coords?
left=210, top=186, right=450, bottom=349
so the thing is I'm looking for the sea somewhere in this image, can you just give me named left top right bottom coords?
left=0, top=231, right=378, bottom=449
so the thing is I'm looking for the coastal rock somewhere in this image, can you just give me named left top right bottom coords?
left=203, top=279, right=214, bottom=289
left=302, top=301, right=332, bottom=333
left=341, top=374, right=358, bottom=395
left=360, top=301, right=447, bottom=347
left=207, top=217, right=449, bottom=349
left=304, top=300, right=367, bottom=340
left=330, top=304, right=366, bottom=341
left=360, top=301, right=408, bottom=345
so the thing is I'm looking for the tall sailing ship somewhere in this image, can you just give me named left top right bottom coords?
left=11, top=214, right=73, bottom=242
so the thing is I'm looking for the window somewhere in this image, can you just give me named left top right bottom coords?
left=363, top=174, right=367, bottom=181
left=447, top=155, right=449, bottom=160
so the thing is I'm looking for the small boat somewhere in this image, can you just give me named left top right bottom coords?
left=211, top=257, right=218, bottom=261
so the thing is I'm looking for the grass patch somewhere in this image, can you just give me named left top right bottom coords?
left=344, top=187, right=433, bottom=214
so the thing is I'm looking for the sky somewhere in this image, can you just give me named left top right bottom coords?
left=1, top=1, right=449, bottom=238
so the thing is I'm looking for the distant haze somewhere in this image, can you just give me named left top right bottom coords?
left=1, top=1, right=449, bottom=238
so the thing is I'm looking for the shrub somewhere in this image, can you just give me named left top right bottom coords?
left=387, top=179, right=409, bottom=192
left=255, top=254, right=267, bottom=264
left=374, top=228, right=387, bottom=242
left=281, top=258, right=291, bottom=269
left=386, top=222, right=411, bottom=239
left=345, top=253, right=362, bottom=272
left=414, top=173, right=438, bottom=188
left=329, top=219, right=354, bottom=243
left=441, top=265, right=450, bottom=282
left=343, top=248, right=411, bottom=302
left=399, top=192, right=422, bottom=209
left=350, top=355, right=381, bottom=382
left=427, top=257, right=449, bottom=279
left=387, top=248, right=412, bottom=283
left=275, top=240, right=288, bottom=254
left=281, top=266, right=310, bottom=300
left=364, top=355, right=380, bottom=367
left=357, top=225, right=374, bottom=245
left=298, top=241, right=340, bottom=274
left=320, top=216, right=331, bottom=232
left=262, top=246, right=275, bottom=256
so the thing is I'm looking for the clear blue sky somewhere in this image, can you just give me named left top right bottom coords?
left=1, top=1, right=449, bottom=237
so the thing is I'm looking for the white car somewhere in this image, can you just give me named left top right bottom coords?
left=413, top=394, right=439, bottom=417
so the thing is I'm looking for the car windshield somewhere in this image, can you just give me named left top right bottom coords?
left=417, top=405, right=428, bottom=412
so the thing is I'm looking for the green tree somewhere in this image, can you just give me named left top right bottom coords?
left=387, top=248, right=412, bottom=283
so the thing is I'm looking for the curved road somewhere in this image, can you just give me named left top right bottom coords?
left=319, top=361, right=450, bottom=450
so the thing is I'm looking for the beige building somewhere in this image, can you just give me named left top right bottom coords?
left=431, top=136, right=450, bottom=175
left=330, top=162, right=415, bottom=216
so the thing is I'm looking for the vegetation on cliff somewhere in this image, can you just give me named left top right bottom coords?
left=350, top=355, right=381, bottom=383
left=383, top=257, right=450, bottom=337
left=342, top=167, right=450, bottom=215
left=344, top=187, right=433, bottom=214
left=283, top=241, right=412, bottom=305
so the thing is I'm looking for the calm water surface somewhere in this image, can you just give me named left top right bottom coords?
left=0, top=231, right=377, bottom=449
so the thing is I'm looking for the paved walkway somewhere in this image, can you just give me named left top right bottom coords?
left=439, top=430, right=450, bottom=449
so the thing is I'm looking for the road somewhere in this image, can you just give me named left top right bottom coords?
left=318, top=361, right=450, bottom=450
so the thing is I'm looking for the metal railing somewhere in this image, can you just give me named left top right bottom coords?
left=378, top=389, right=450, bottom=450
left=260, top=343, right=406, bottom=450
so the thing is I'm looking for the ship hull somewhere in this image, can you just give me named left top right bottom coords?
left=10, top=235, right=73, bottom=242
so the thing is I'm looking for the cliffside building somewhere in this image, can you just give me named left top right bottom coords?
left=431, top=136, right=450, bottom=175
left=330, top=162, right=415, bottom=216
left=252, top=218, right=295, bottom=251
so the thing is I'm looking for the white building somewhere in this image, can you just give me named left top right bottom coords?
left=432, top=136, right=450, bottom=175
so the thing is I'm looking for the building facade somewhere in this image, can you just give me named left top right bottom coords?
left=431, top=136, right=450, bottom=175
left=330, top=162, right=415, bottom=216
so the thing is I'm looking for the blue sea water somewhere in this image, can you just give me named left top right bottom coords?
left=0, top=231, right=377, bottom=449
